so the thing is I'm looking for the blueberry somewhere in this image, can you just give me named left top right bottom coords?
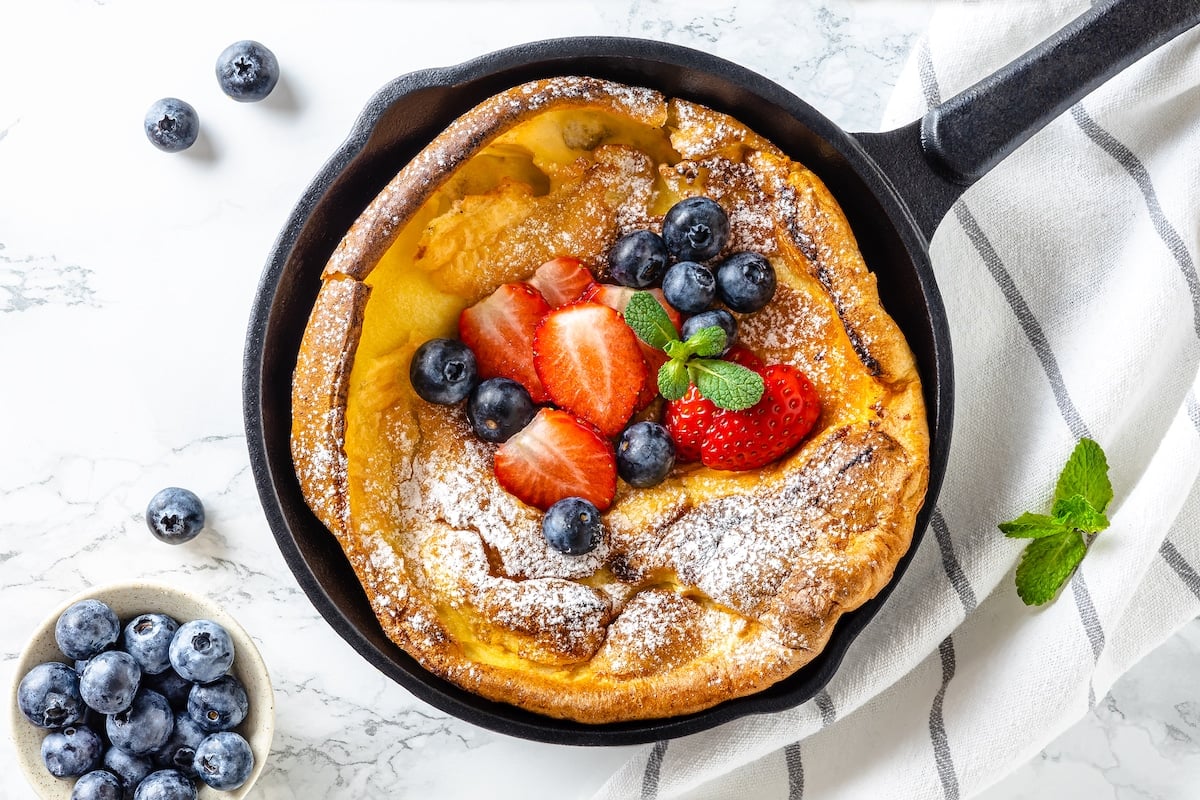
left=661, top=260, right=716, bottom=314
left=80, top=651, right=141, bottom=715
left=715, top=252, right=777, bottom=312
left=72, top=770, right=124, bottom=800
left=194, top=731, right=254, bottom=791
left=680, top=309, right=737, bottom=355
left=103, top=746, right=153, bottom=798
left=169, top=620, right=234, bottom=684
left=143, top=99, right=199, bottom=153
left=662, top=197, right=729, bottom=261
left=132, top=769, right=197, bottom=800
left=409, top=338, right=478, bottom=404
left=41, top=724, right=103, bottom=777
left=153, top=712, right=206, bottom=777
left=122, top=614, right=180, bottom=675
left=142, top=669, right=194, bottom=711
left=18, top=662, right=85, bottom=728
left=145, top=487, right=205, bottom=545
left=107, top=689, right=173, bottom=756
left=541, top=497, right=604, bottom=556
left=608, top=230, right=669, bottom=288
left=187, top=674, right=248, bottom=733
left=56, top=599, right=121, bottom=660
left=616, top=422, right=676, bottom=488
left=215, top=40, right=279, bottom=103
left=466, top=377, right=535, bottom=443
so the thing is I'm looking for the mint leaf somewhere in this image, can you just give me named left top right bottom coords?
left=1004, top=438, right=1113, bottom=606
left=683, top=326, right=727, bottom=358
left=998, top=512, right=1073, bottom=539
left=1014, top=531, right=1086, bottom=605
left=689, top=359, right=764, bottom=410
left=624, top=291, right=679, bottom=350
left=663, top=339, right=691, bottom=361
left=658, top=359, right=691, bottom=401
left=1055, top=437, right=1112, bottom=513
left=1052, top=494, right=1109, bottom=533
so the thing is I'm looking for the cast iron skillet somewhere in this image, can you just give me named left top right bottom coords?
left=244, top=0, right=1199, bottom=745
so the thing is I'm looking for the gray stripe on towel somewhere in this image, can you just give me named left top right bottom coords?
left=1070, top=104, right=1200, bottom=338
left=1186, top=392, right=1200, bottom=435
left=641, top=740, right=668, bottom=800
left=784, top=742, right=805, bottom=800
left=814, top=690, right=837, bottom=727
left=931, top=636, right=961, bottom=800
left=932, top=506, right=978, bottom=614
left=953, top=202, right=1091, bottom=442
left=1160, top=540, right=1200, bottom=601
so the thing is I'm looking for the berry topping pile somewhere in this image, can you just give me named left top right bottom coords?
left=407, top=196, right=822, bottom=550
left=18, top=599, right=256, bottom=797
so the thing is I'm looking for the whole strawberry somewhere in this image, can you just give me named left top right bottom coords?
left=700, top=364, right=820, bottom=470
left=663, top=385, right=717, bottom=463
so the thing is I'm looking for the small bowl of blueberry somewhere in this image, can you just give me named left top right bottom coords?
left=10, top=583, right=274, bottom=800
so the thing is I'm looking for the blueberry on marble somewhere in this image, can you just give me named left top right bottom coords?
left=410, top=338, right=478, bottom=405
left=541, top=497, right=604, bottom=556
left=132, top=769, right=197, bottom=800
left=122, top=614, right=179, bottom=676
left=142, top=668, right=193, bottom=711
left=616, top=421, right=676, bottom=488
left=17, top=661, right=85, bottom=728
left=153, top=712, right=206, bottom=777
left=71, top=770, right=124, bottom=800
left=466, top=377, right=535, bottom=443
left=215, top=40, right=279, bottom=102
left=143, top=99, right=199, bottom=153
left=56, top=599, right=121, bottom=660
left=608, top=230, right=669, bottom=288
left=107, top=689, right=174, bottom=756
left=194, top=731, right=254, bottom=791
left=41, top=724, right=103, bottom=777
left=145, top=487, right=205, bottom=545
left=662, top=197, right=729, bottom=262
left=103, top=745, right=153, bottom=798
left=680, top=309, right=737, bottom=356
left=661, top=260, right=716, bottom=314
left=187, top=674, right=248, bottom=733
left=168, top=620, right=234, bottom=684
left=80, top=650, right=141, bottom=715
left=715, top=252, right=776, bottom=313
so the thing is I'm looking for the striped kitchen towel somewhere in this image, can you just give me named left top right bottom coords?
left=593, top=2, right=1200, bottom=798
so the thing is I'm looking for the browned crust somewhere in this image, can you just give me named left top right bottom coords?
left=290, top=277, right=369, bottom=540
left=324, top=77, right=668, bottom=282
left=291, top=76, right=930, bottom=723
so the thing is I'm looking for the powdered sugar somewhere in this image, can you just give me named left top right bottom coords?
left=293, top=77, right=925, bottom=705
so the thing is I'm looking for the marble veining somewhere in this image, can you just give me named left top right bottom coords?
left=1, top=1, right=1195, bottom=798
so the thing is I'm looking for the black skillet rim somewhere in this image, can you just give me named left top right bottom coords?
left=243, top=35, right=953, bottom=746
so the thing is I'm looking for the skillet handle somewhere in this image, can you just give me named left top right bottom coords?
left=855, top=0, right=1200, bottom=242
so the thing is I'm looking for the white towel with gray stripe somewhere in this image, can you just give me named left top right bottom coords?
left=594, top=3, right=1200, bottom=798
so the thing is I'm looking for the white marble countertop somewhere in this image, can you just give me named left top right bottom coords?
left=3, top=1, right=1198, bottom=798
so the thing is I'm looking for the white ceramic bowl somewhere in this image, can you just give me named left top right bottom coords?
left=10, top=582, right=274, bottom=799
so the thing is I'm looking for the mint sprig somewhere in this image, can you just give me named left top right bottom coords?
left=999, top=437, right=1114, bottom=606
left=624, top=291, right=764, bottom=410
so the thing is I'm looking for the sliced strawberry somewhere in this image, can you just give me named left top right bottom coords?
left=459, top=283, right=551, bottom=402
left=723, top=344, right=764, bottom=371
left=700, top=364, right=821, bottom=471
left=533, top=302, right=648, bottom=437
left=528, top=257, right=594, bottom=307
left=579, top=284, right=683, bottom=332
left=663, top=385, right=718, bottom=463
left=494, top=408, right=617, bottom=511
left=635, top=343, right=670, bottom=410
